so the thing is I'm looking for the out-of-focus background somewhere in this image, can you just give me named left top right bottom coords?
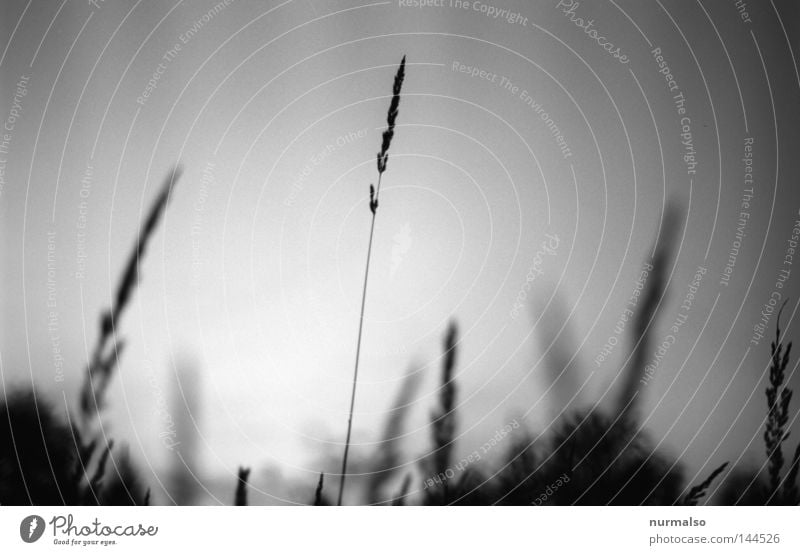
left=1, top=0, right=799, bottom=504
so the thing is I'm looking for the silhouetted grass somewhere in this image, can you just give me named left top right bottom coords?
left=765, top=302, right=794, bottom=498
left=4, top=184, right=796, bottom=506
left=682, top=462, right=728, bottom=506
left=617, top=204, right=681, bottom=421
left=1, top=167, right=181, bottom=507
left=391, top=473, right=412, bottom=506
left=339, top=55, right=406, bottom=506
left=719, top=302, right=800, bottom=505
left=493, top=410, right=684, bottom=505
left=97, top=444, right=148, bottom=506
left=1, top=391, right=81, bottom=504
left=424, top=321, right=459, bottom=504
left=313, top=473, right=327, bottom=505
left=235, top=467, right=250, bottom=506
left=366, top=365, right=421, bottom=504
left=80, top=166, right=183, bottom=430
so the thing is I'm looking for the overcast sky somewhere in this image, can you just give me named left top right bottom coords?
left=2, top=0, right=800, bottom=504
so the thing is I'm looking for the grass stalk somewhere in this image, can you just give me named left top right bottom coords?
left=79, top=165, right=183, bottom=431
left=682, top=462, right=728, bottom=505
left=782, top=442, right=800, bottom=504
left=367, top=365, right=421, bottom=504
left=235, top=466, right=251, bottom=506
left=429, top=321, right=459, bottom=502
left=314, top=473, right=325, bottom=506
left=765, top=301, right=793, bottom=499
left=337, top=56, right=406, bottom=506
left=617, top=204, right=680, bottom=421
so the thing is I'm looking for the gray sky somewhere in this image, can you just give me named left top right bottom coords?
left=2, top=0, right=800, bottom=503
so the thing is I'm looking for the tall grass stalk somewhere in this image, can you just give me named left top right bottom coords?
left=783, top=442, right=800, bottom=504
left=79, top=166, right=183, bottom=432
left=337, top=56, right=406, bottom=505
left=76, top=166, right=181, bottom=505
left=429, top=321, right=458, bottom=503
left=314, top=473, right=325, bottom=505
left=0, top=168, right=180, bottom=506
left=367, top=364, right=420, bottom=504
left=391, top=474, right=412, bottom=505
left=682, top=462, right=728, bottom=505
left=617, top=204, right=680, bottom=421
left=235, top=466, right=250, bottom=506
left=764, top=301, right=794, bottom=501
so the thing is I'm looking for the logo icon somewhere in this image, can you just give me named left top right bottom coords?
left=20, top=515, right=45, bottom=543
left=390, top=222, right=413, bottom=280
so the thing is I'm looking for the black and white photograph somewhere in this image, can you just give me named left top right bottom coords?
left=1, top=0, right=799, bottom=551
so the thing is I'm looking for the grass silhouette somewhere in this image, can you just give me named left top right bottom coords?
left=423, top=321, right=460, bottom=504
left=79, top=166, right=182, bottom=432
left=2, top=187, right=797, bottom=507
left=366, top=365, right=421, bottom=505
left=1, top=167, right=181, bottom=506
left=718, top=304, right=800, bottom=506
left=235, top=467, right=250, bottom=506
left=338, top=55, right=406, bottom=505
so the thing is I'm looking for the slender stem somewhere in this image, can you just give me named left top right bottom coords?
left=338, top=172, right=384, bottom=506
